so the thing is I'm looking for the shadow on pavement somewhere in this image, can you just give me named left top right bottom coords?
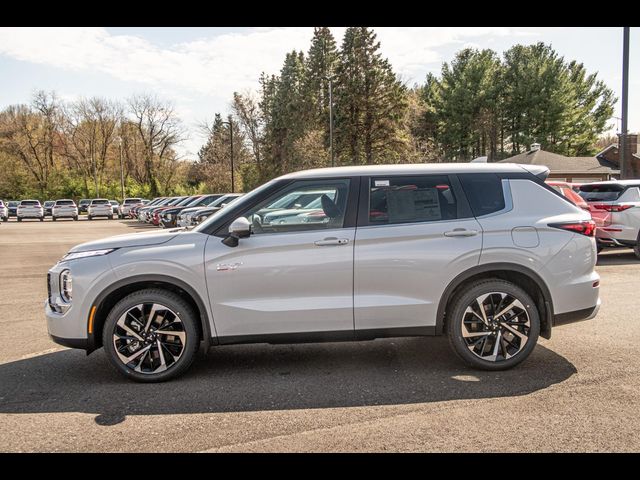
left=597, top=249, right=639, bottom=266
left=0, top=337, right=576, bottom=425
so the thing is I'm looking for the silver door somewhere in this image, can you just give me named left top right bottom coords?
left=204, top=178, right=355, bottom=338
left=354, top=175, right=483, bottom=331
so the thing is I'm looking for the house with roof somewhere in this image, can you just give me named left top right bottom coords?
left=497, top=142, right=621, bottom=183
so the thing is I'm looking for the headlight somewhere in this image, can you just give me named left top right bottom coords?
left=59, top=269, right=72, bottom=303
left=61, top=248, right=116, bottom=262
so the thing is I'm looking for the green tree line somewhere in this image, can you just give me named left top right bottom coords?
left=1, top=27, right=616, bottom=199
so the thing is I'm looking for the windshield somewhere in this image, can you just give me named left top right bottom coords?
left=8, top=201, right=19, bottom=207
left=194, top=181, right=278, bottom=233
left=184, top=196, right=205, bottom=207
left=44, top=201, right=55, bottom=207
left=195, top=195, right=223, bottom=207
left=79, top=199, right=90, bottom=205
left=579, top=184, right=626, bottom=202
left=110, top=201, right=118, bottom=205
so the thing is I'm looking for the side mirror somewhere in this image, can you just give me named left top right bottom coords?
left=222, top=217, right=251, bottom=247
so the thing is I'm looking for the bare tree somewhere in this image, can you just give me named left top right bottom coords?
left=232, top=90, right=263, bottom=167
left=127, top=94, right=186, bottom=197
left=0, top=91, right=61, bottom=196
left=60, top=97, right=122, bottom=196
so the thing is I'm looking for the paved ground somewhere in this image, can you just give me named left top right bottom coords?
left=0, top=216, right=639, bottom=452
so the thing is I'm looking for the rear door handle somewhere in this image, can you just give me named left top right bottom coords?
left=314, top=237, right=350, bottom=246
left=444, top=229, right=479, bottom=237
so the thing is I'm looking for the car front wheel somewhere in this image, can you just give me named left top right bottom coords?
left=102, top=288, right=200, bottom=382
left=446, top=279, right=540, bottom=371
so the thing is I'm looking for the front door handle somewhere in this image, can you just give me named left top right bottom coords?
left=314, top=237, right=350, bottom=246
left=444, top=228, right=479, bottom=237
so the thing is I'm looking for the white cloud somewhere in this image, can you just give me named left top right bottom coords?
left=0, top=26, right=541, bottom=157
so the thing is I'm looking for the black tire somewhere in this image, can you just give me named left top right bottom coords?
left=52, top=217, right=57, bottom=221
left=17, top=217, right=22, bottom=222
left=597, top=245, right=603, bottom=254
left=446, top=279, right=540, bottom=371
left=39, top=216, right=44, bottom=222
left=73, top=216, right=78, bottom=221
left=88, top=215, right=92, bottom=221
left=102, top=288, right=200, bottom=383
left=2, top=217, right=7, bottom=222
left=108, top=215, right=114, bottom=220
left=634, top=243, right=640, bottom=260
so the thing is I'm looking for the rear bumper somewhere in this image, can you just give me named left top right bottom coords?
left=554, top=298, right=600, bottom=327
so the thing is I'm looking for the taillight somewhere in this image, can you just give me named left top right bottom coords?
left=549, top=220, right=596, bottom=237
left=593, top=204, right=633, bottom=212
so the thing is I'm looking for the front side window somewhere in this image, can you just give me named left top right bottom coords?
left=369, top=175, right=458, bottom=225
left=242, top=179, right=351, bottom=234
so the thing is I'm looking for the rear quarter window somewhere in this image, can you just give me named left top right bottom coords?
left=579, top=185, right=625, bottom=202
left=458, top=173, right=506, bottom=217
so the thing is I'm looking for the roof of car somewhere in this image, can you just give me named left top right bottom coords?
left=281, top=163, right=544, bottom=179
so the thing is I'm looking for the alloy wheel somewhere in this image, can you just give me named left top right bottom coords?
left=461, top=292, right=531, bottom=362
left=112, top=303, right=187, bottom=374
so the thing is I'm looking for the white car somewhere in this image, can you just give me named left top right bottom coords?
left=118, top=198, right=144, bottom=219
left=579, top=180, right=640, bottom=257
left=17, top=200, right=44, bottom=222
left=52, top=199, right=79, bottom=221
left=0, top=200, right=8, bottom=222
left=87, top=199, right=114, bottom=220
left=46, top=163, right=600, bottom=382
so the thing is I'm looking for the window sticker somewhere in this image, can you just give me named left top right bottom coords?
left=374, top=180, right=390, bottom=187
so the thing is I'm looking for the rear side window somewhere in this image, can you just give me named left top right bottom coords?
left=579, top=184, right=625, bottom=202
left=458, top=173, right=506, bottom=217
left=369, top=175, right=458, bottom=225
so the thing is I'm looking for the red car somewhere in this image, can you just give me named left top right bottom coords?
left=546, top=181, right=590, bottom=212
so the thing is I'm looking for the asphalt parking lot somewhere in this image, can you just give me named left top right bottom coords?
left=1, top=217, right=639, bottom=452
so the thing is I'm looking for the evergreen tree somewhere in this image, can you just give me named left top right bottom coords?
left=333, top=27, right=408, bottom=165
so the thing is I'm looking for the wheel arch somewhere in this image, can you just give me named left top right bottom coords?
left=436, top=263, right=554, bottom=339
left=86, top=274, right=214, bottom=353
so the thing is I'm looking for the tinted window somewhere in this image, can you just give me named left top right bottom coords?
left=579, top=184, right=627, bottom=202
left=124, top=198, right=142, bottom=204
left=459, top=173, right=506, bottom=217
left=20, top=200, right=40, bottom=206
left=56, top=200, right=75, bottom=205
left=243, top=179, right=350, bottom=234
left=369, top=175, right=458, bottom=225
left=91, top=199, right=110, bottom=205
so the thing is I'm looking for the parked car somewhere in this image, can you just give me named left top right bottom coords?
left=131, top=198, right=163, bottom=219
left=109, top=200, right=120, bottom=216
left=178, top=194, right=242, bottom=227
left=138, top=197, right=178, bottom=223
left=160, top=194, right=225, bottom=228
left=52, top=199, right=79, bottom=221
left=546, top=181, right=589, bottom=211
left=0, top=200, right=8, bottom=222
left=148, top=196, right=192, bottom=225
left=579, top=180, right=640, bottom=257
left=17, top=200, right=44, bottom=222
left=78, top=199, right=91, bottom=214
left=87, top=199, right=114, bottom=220
left=43, top=200, right=55, bottom=217
left=118, top=198, right=144, bottom=219
left=46, top=163, right=600, bottom=382
left=7, top=201, right=19, bottom=217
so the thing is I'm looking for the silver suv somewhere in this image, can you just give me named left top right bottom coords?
left=578, top=180, right=640, bottom=258
left=17, top=200, right=44, bottom=221
left=46, top=164, right=600, bottom=382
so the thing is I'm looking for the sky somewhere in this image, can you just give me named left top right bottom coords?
left=0, top=27, right=637, bottom=158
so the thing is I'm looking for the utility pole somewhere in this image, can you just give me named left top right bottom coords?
left=620, top=27, right=630, bottom=178
left=119, top=137, right=125, bottom=201
left=328, top=77, right=335, bottom=167
left=222, top=118, right=235, bottom=193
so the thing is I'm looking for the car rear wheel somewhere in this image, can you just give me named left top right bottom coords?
left=88, top=215, right=93, bottom=220
left=52, top=217, right=57, bottom=221
left=634, top=235, right=640, bottom=260
left=102, top=288, right=200, bottom=382
left=447, top=279, right=540, bottom=371
left=17, top=217, right=22, bottom=222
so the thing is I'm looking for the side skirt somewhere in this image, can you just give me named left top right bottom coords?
left=215, top=326, right=438, bottom=346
